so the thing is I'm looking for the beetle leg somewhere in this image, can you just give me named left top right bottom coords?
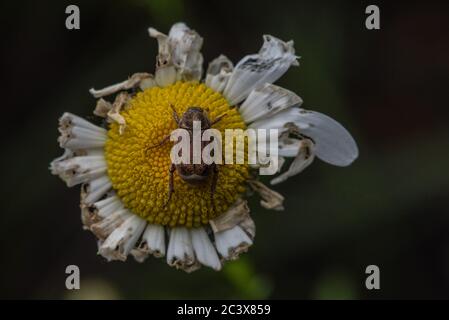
left=210, top=113, right=227, bottom=126
left=210, top=163, right=219, bottom=213
left=170, top=104, right=181, bottom=125
left=164, top=163, right=176, bottom=207
left=148, top=134, right=170, bottom=149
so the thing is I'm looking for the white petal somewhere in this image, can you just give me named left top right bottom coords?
left=205, top=55, right=233, bottom=94
left=274, top=135, right=313, bottom=157
left=251, top=107, right=358, bottom=167
left=271, top=139, right=315, bottom=185
left=190, top=228, right=221, bottom=271
left=214, top=225, right=253, bottom=260
left=277, top=138, right=301, bottom=157
left=93, top=195, right=124, bottom=219
left=294, top=110, right=358, bottom=166
left=132, top=224, right=166, bottom=262
left=51, top=154, right=107, bottom=187
left=249, top=107, right=304, bottom=132
left=167, top=227, right=199, bottom=273
left=249, top=107, right=306, bottom=134
left=223, top=35, right=298, bottom=106
left=98, top=213, right=146, bottom=261
left=59, top=112, right=105, bottom=133
left=81, top=175, right=112, bottom=204
left=85, top=148, right=105, bottom=156
left=91, top=208, right=130, bottom=239
left=81, top=193, right=123, bottom=227
left=168, top=22, right=203, bottom=81
left=49, top=148, right=74, bottom=175
left=239, top=83, right=302, bottom=123
left=58, top=126, right=107, bottom=150
left=143, top=224, right=166, bottom=256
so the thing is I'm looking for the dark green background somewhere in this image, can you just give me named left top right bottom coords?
left=1, top=0, right=448, bottom=299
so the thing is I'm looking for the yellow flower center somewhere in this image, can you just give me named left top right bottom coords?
left=104, top=81, right=249, bottom=228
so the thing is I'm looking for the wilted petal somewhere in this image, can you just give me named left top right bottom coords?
left=150, top=23, right=204, bottom=85
left=107, top=92, right=130, bottom=135
left=98, top=213, right=146, bottom=261
left=81, top=194, right=123, bottom=228
left=89, top=73, right=153, bottom=98
left=81, top=175, right=112, bottom=205
left=149, top=27, right=178, bottom=87
left=209, top=198, right=250, bottom=233
left=250, top=107, right=358, bottom=167
left=131, top=224, right=166, bottom=262
left=223, top=35, right=298, bottom=106
left=167, top=227, right=200, bottom=273
left=239, top=83, right=302, bottom=123
left=57, top=113, right=107, bottom=150
left=249, top=107, right=304, bottom=132
left=90, top=208, right=129, bottom=240
left=168, top=22, right=203, bottom=81
left=51, top=154, right=107, bottom=187
left=94, top=98, right=112, bottom=118
left=248, top=180, right=284, bottom=211
left=214, top=225, right=253, bottom=261
left=271, top=139, right=315, bottom=185
left=139, top=75, right=157, bottom=90
left=205, top=55, right=234, bottom=94
left=238, top=213, right=256, bottom=241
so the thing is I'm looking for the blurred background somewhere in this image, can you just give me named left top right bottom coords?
left=1, top=0, right=449, bottom=299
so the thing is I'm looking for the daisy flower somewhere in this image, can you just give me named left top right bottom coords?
left=50, top=23, right=358, bottom=272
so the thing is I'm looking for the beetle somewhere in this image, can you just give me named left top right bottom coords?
left=151, top=105, right=226, bottom=210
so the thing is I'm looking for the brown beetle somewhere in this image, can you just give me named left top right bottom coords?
left=151, top=105, right=226, bottom=210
